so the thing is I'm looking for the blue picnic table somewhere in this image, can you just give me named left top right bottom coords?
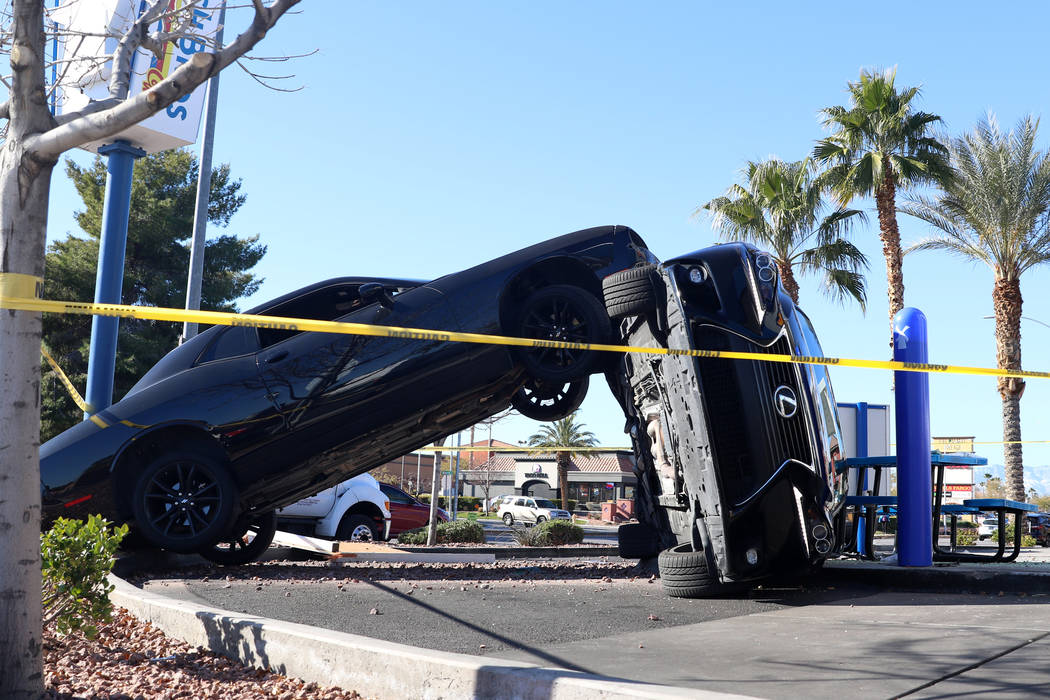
left=838, top=453, right=1036, bottom=563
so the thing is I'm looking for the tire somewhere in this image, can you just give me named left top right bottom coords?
left=536, top=516, right=547, bottom=524
left=199, top=511, right=277, bottom=566
left=503, top=513, right=514, bottom=526
left=514, top=285, right=610, bottom=383
left=617, top=522, right=660, bottom=559
left=131, top=449, right=237, bottom=553
left=602, top=264, right=659, bottom=319
left=511, top=376, right=589, bottom=421
left=658, top=543, right=719, bottom=598
left=336, top=514, right=379, bottom=542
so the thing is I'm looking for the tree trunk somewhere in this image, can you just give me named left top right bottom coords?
left=993, top=276, right=1026, bottom=501
left=1, top=1, right=57, bottom=694
left=874, top=171, right=904, bottom=345
left=776, top=260, right=800, bottom=305
left=557, top=451, right=570, bottom=509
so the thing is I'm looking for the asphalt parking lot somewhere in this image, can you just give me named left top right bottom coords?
left=130, top=547, right=1050, bottom=699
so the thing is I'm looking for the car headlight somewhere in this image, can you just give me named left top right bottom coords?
left=753, top=250, right=778, bottom=310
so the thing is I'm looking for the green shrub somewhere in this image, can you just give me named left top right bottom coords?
left=41, top=515, right=128, bottom=638
left=535, top=519, right=584, bottom=545
left=510, top=520, right=585, bottom=547
left=396, top=519, right=486, bottom=545
left=995, top=523, right=1037, bottom=548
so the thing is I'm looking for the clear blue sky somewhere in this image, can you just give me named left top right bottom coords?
left=45, top=1, right=1050, bottom=475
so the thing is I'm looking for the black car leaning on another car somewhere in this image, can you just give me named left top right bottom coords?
left=41, top=225, right=658, bottom=556
left=604, top=242, right=849, bottom=597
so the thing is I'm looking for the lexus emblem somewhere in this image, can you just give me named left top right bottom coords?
left=773, top=385, right=798, bottom=419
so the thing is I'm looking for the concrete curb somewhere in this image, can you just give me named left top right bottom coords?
left=824, top=558, right=1050, bottom=592
left=108, top=575, right=748, bottom=700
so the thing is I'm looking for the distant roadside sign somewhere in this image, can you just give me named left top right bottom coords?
left=932, top=436, right=975, bottom=453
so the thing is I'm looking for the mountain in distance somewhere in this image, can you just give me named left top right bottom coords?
left=977, top=464, right=1050, bottom=497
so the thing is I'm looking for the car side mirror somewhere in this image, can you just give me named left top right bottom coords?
left=359, top=282, right=395, bottom=309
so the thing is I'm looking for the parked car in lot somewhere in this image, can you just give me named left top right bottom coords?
left=378, top=482, right=448, bottom=537
left=276, top=473, right=391, bottom=543
left=605, top=242, right=849, bottom=597
left=977, top=516, right=999, bottom=540
left=1028, top=513, right=1050, bottom=546
left=498, top=496, right=572, bottom=526
left=40, top=226, right=654, bottom=557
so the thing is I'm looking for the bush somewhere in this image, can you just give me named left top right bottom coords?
left=41, top=515, right=128, bottom=638
left=994, top=523, right=1037, bottom=548
left=956, top=529, right=978, bottom=546
left=396, top=519, right=486, bottom=545
left=510, top=520, right=585, bottom=547
left=535, top=519, right=584, bottom=545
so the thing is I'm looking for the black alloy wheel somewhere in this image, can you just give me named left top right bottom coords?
left=515, top=285, right=610, bottom=383
left=131, top=450, right=237, bottom=553
left=199, top=511, right=277, bottom=566
left=511, top=375, right=589, bottom=421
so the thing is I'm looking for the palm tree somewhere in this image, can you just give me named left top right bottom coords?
left=814, top=68, right=953, bottom=337
left=702, top=157, right=869, bottom=309
left=900, top=115, right=1050, bottom=502
left=526, top=413, right=598, bottom=509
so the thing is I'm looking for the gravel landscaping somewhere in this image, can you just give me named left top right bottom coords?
left=43, top=607, right=363, bottom=699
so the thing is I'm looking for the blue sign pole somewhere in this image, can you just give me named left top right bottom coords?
left=84, top=140, right=146, bottom=417
left=894, top=307, right=933, bottom=567
left=855, top=401, right=870, bottom=556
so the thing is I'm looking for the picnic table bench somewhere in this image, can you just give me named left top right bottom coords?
left=838, top=453, right=1036, bottom=563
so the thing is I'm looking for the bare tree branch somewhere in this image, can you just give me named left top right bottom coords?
left=30, top=0, right=302, bottom=159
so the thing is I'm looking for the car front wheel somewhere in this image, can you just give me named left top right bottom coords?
left=536, top=515, right=547, bottom=524
left=131, top=449, right=237, bottom=553
left=515, top=285, right=610, bottom=383
left=337, top=514, right=379, bottom=542
left=502, top=513, right=514, bottom=526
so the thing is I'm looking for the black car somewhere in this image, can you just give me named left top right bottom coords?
left=41, top=225, right=656, bottom=555
left=604, top=242, right=848, bottom=597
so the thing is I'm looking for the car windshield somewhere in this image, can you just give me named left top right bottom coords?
left=534, top=499, right=558, bottom=509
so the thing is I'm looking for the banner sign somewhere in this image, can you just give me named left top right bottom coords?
left=54, top=0, right=221, bottom=153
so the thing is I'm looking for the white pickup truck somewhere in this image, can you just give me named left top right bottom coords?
left=276, top=473, right=391, bottom=541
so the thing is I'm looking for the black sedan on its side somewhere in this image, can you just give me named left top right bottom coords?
left=41, top=225, right=657, bottom=556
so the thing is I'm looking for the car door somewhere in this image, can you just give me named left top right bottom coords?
left=524, top=498, right=539, bottom=522
left=256, top=283, right=467, bottom=481
left=383, top=485, right=427, bottom=534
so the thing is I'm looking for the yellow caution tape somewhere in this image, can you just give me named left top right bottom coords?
left=4, top=294, right=1050, bottom=381
left=0, top=272, right=44, bottom=299
left=39, top=345, right=107, bottom=428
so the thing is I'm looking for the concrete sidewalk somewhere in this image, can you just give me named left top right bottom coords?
left=118, top=551, right=1050, bottom=699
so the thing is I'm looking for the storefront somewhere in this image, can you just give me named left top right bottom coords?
left=460, top=450, right=636, bottom=504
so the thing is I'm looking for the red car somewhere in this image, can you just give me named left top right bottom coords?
left=379, top=483, right=448, bottom=537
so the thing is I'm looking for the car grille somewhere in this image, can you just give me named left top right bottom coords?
left=693, top=327, right=812, bottom=504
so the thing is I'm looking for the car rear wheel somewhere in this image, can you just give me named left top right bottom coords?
left=502, top=513, right=514, bottom=526
left=658, top=543, right=719, bottom=598
left=515, top=285, right=610, bottom=383
left=199, top=511, right=277, bottom=565
left=337, top=514, right=379, bottom=542
left=131, top=449, right=237, bottom=553
left=511, top=376, right=589, bottom=421
left=602, top=264, right=659, bottom=319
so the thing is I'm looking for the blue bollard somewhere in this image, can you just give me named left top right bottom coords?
left=894, top=307, right=933, bottom=567
left=84, top=140, right=146, bottom=417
